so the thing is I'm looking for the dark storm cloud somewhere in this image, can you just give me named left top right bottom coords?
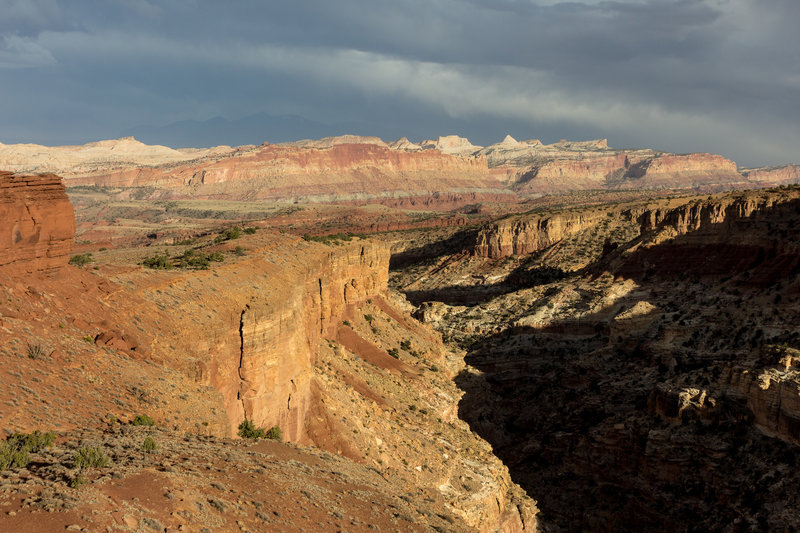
left=0, top=0, right=797, bottom=166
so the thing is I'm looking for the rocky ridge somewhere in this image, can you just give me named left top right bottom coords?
left=6, top=135, right=795, bottom=209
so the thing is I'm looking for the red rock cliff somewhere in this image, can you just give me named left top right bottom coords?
left=0, top=171, right=75, bottom=274
left=67, top=143, right=500, bottom=203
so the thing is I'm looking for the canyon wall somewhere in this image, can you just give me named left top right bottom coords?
left=0, top=171, right=75, bottom=274
left=131, top=235, right=537, bottom=531
left=744, top=164, right=800, bottom=186
left=61, top=142, right=502, bottom=205
left=236, top=243, right=390, bottom=440
left=142, top=239, right=390, bottom=441
left=474, top=188, right=800, bottom=260
left=511, top=152, right=744, bottom=193
left=473, top=207, right=610, bottom=258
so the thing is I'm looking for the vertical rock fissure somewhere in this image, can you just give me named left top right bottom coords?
left=238, top=305, right=249, bottom=419
left=319, top=278, right=325, bottom=334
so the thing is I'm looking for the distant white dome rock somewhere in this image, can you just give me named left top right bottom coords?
left=389, top=137, right=422, bottom=151
left=419, top=135, right=483, bottom=156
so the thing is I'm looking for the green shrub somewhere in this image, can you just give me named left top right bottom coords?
left=0, top=443, right=29, bottom=471
left=177, top=249, right=224, bottom=269
left=74, top=446, right=110, bottom=470
left=238, top=419, right=265, bottom=439
left=0, top=430, right=56, bottom=471
left=132, top=414, right=155, bottom=426
left=26, top=343, right=47, bottom=360
left=141, top=437, right=157, bottom=461
left=363, top=314, right=374, bottom=324
left=7, top=430, right=56, bottom=453
left=243, top=227, right=258, bottom=235
left=222, top=227, right=242, bottom=240
left=142, top=437, right=157, bottom=452
left=265, top=426, right=283, bottom=442
left=69, top=253, right=93, bottom=267
left=400, top=340, right=412, bottom=351
left=142, top=253, right=172, bottom=269
left=387, top=348, right=399, bottom=359
left=234, top=246, right=246, bottom=256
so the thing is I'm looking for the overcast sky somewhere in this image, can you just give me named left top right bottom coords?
left=0, top=0, right=797, bottom=167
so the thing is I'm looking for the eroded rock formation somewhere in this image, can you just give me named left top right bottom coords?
left=0, top=171, right=75, bottom=274
left=392, top=186, right=800, bottom=531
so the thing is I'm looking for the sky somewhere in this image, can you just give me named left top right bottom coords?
left=0, top=0, right=797, bottom=167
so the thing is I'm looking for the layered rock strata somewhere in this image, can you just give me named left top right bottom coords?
left=0, top=171, right=75, bottom=274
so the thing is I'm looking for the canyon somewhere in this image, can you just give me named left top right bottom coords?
left=1, top=131, right=799, bottom=532
left=392, top=186, right=800, bottom=531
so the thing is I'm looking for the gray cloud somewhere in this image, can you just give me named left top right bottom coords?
left=0, top=0, right=797, bottom=166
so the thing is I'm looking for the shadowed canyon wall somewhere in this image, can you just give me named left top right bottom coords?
left=410, top=188, right=800, bottom=531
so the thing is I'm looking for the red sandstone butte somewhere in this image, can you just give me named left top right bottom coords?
left=0, top=171, right=75, bottom=274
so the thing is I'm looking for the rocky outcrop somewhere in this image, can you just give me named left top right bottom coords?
left=476, top=136, right=746, bottom=192
left=743, top=164, right=800, bottom=186
left=0, top=171, right=75, bottom=274
left=420, top=135, right=483, bottom=156
left=388, top=136, right=423, bottom=151
left=639, top=189, right=800, bottom=243
left=237, top=243, right=390, bottom=440
left=473, top=207, right=610, bottom=258
left=162, top=240, right=390, bottom=441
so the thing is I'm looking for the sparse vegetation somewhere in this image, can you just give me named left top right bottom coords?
left=142, top=437, right=158, bottom=460
left=177, top=248, right=225, bottom=269
left=132, top=414, right=155, bottom=426
left=238, top=420, right=282, bottom=441
left=69, top=253, right=93, bottom=267
left=238, top=419, right=266, bottom=439
left=302, top=232, right=362, bottom=245
left=0, top=431, right=56, bottom=472
left=74, top=446, right=110, bottom=470
left=265, top=426, right=283, bottom=441
left=142, top=253, right=172, bottom=269
left=26, top=342, right=47, bottom=359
